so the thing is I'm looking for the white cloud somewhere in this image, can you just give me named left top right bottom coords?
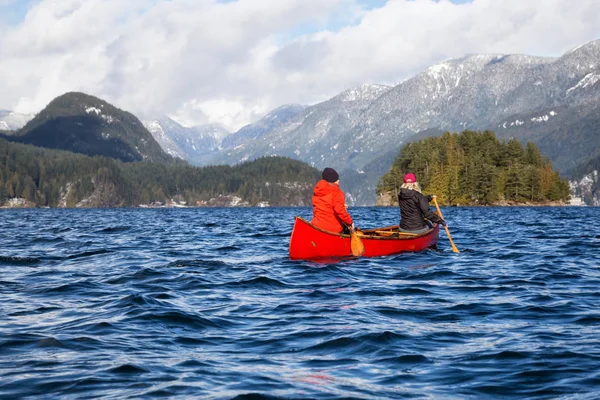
left=0, top=0, right=599, bottom=130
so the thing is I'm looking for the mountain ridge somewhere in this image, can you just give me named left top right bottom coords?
left=199, top=39, right=600, bottom=204
left=207, top=40, right=599, bottom=173
left=5, top=92, right=174, bottom=163
left=210, top=83, right=391, bottom=168
left=144, top=117, right=230, bottom=165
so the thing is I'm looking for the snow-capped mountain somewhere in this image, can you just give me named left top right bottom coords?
left=493, top=99, right=600, bottom=175
left=569, top=170, right=599, bottom=206
left=144, top=119, right=187, bottom=159
left=221, top=104, right=307, bottom=150
left=211, top=83, right=391, bottom=167
left=144, top=117, right=230, bottom=165
left=10, top=92, right=172, bottom=163
left=210, top=40, right=600, bottom=176
left=343, top=39, right=600, bottom=170
left=0, top=110, right=35, bottom=131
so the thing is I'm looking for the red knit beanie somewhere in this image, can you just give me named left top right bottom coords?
left=322, top=167, right=339, bottom=183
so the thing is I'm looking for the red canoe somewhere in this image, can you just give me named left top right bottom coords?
left=289, top=216, right=440, bottom=260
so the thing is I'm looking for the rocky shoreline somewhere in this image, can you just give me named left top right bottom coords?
left=375, top=192, right=569, bottom=207
left=1, top=197, right=573, bottom=209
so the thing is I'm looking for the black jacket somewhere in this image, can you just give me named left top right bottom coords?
left=398, top=188, right=444, bottom=230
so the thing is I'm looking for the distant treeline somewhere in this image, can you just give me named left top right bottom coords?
left=0, top=138, right=320, bottom=207
left=377, top=130, right=570, bottom=205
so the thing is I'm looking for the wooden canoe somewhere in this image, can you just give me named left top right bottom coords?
left=289, top=216, right=439, bottom=260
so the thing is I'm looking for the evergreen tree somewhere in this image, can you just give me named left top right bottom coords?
left=0, top=184, right=7, bottom=204
left=378, top=130, right=569, bottom=205
left=0, top=138, right=321, bottom=207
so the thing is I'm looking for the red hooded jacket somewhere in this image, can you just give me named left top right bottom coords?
left=311, top=180, right=353, bottom=232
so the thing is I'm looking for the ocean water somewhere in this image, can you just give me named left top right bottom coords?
left=1, top=207, right=599, bottom=399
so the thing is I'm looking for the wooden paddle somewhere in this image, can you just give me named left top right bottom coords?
left=350, top=226, right=365, bottom=257
left=432, top=196, right=460, bottom=253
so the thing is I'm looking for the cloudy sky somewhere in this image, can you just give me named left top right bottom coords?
left=1, top=0, right=599, bottom=131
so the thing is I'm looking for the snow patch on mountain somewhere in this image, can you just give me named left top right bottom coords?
left=566, top=72, right=600, bottom=94
left=530, top=111, right=557, bottom=123
left=338, top=84, right=390, bottom=102
left=570, top=170, right=599, bottom=206
left=85, top=107, right=102, bottom=115
left=143, top=117, right=230, bottom=164
left=144, top=119, right=186, bottom=159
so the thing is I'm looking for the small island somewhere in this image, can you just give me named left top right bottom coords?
left=377, top=130, right=570, bottom=206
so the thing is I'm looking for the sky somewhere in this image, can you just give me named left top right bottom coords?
left=1, top=0, right=599, bottom=131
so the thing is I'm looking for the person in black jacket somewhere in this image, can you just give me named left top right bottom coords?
left=397, top=173, right=446, bottom=233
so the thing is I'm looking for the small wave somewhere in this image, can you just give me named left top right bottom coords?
left=167, top=259, right=229, bottom=269
left=9, top=305, right=62, bottom=317
left=364, top=330, right=413, bottom=343
left=49, top=227, right=72, bottom=233
left=470, top=350, right=531, bottom=361
left=107, top=364, right=150, bottom=374
left=231, top=393, right=292, bottom=400
left=71, top=336, right=102, bottom=345
left=376, top=354, right=432, bottom=365
left=153, top=292, right=175, bottom=299
left=106, top=267, right=164, bottom=284
left=112, top=293, right=164, bottom=308
left=394, top=287, right=434, bottom=296
left=228, top=276, right=286, bottom=288
left=31, top=236, right=65, bottom=243
left=403, top=269, right=458, bottom=280
left=97, top=226, right=131, bottom=233
left=38, top=280, right=101, bottom=295
left=135, top=310, right=222, bottom=330
left=0, top=255, right=41, bottom=265
left=84, top=322, right=117, bottom=333
left=216, top=245, right=242, bottom=251
left=574, top=315, right=600, bottom=325
left=174, top=336, right=213, bottom=346
left=66, top=249, right=111, bottom=260
left=444, top=303, right=496, bottom=317
left=0, top=335, right=41, bottom=352
left=304, top=331, right=411, bottom=354
left=175, top=359, right=214, bottom=368
left=303, top=336, right=364, bottom=353
left=36, top=337, right=67, bottom=349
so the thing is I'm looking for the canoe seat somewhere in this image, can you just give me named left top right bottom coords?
left=375, top=230, right=397, bottom=237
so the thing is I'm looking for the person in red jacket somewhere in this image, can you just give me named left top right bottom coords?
left=311, top=167, right=354, bottom=233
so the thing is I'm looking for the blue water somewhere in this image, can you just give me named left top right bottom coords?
left=1, top=207, right=599, bottom=399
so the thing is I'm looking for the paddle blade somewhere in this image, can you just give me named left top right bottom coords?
left=351, top=230, right=365, bottom=257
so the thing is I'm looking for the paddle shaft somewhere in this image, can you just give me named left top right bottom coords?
left=432, top=197, right=460, bottom=253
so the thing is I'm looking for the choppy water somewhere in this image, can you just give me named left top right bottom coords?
left=1, top=207, right=599, bottom=399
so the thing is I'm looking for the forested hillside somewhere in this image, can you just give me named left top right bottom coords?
left=4, top=92, right=173, bottom=163
left=377, top=131, right=570, bottom=205
left=0, top=138, right=319, bottom=208
left=494, top=101, right=600, bottom=175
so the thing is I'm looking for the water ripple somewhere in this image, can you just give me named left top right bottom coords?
left=0, top=207, right=599, bottom=399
